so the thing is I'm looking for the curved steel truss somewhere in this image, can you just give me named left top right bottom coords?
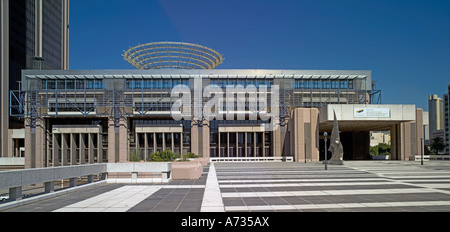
left=123, top=42, right=223, bottom=70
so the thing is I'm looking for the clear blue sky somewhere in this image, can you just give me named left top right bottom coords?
left=69, top=0, right=450, bottom=111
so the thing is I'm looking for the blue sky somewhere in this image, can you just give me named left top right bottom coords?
left=69, top=0, right=450, bottom=110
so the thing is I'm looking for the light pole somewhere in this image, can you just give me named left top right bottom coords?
left=421, top=138, right=424, bottom=165
left=324, top=132, right=328, bottom=170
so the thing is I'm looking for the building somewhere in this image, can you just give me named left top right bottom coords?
left=10, top=68, right=425, bottom=169
left=0, top=0, right=70, bottom=158
left=423, top=111, right=429, bottom=145
left=370, top=131, right=391, bottom=147
left=444, top=85, right=450, bottom=155
left=428, top=94, right=444, bottom=140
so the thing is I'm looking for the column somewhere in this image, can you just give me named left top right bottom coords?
left=52, top=133, right=61, bottom=166
left=118, top=117, right=128, bottom=162
left=79, top=133, right=86, bottom=164
left=262, top=131, right=266, bottom=157
left=144, top=133, right=148, bottom=161
left=244, top=132, right=247, bottom=157
left=70, top=134, right=77, bottom=165
left=98, top=132, right=103, bottom=163
left=191, top=121, right=199, bottom=156
left=171, top=132, right=174, bottom=152
left=88, top=133, right=94, bottom=164
left=202, top=120, right=210, bottom=159
left=61, top=133, right=69, bottom=166
left=253, top=132, right=256, bottom=158
left=107, top=118, right=116, bottom=163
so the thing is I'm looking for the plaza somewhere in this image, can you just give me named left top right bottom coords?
left=2, top=160, right=450, bottom=212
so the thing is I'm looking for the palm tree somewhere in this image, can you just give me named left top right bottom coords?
left=431, top=137, right=445, bottom=154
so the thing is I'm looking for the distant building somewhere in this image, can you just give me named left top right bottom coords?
left=423, top=111, right=430, bottom=145
left=428, top=94, right=444, bottom=140
left=444, top=85, right=450, bottom=154
left=370, top=131, right=390, bottom=147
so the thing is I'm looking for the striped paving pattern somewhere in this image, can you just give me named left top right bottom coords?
left=215, top=161, right=450, bottom=212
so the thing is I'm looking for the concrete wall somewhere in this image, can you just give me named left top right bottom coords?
left=285, top=108, right=319, bottom=162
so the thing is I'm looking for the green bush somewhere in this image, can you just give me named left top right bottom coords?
left=179, top=152, right=198, bottom=161
left=370, top=143, right=391, bottom=156
left=147, top=150, right=176, bottom=162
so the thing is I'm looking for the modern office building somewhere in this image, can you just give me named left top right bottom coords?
left=428, top=94, right=444, bottom=140
left=11, top=68, right=425, bottom=169
left=444, top=85, right=450, bottom=155
left=0, top=0, right=70, bottom=158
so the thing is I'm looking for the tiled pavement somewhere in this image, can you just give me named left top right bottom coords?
left=2, top=161, right=450, bottom=212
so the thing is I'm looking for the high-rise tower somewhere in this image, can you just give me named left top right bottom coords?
left=0, top=0, right=69, bottom=157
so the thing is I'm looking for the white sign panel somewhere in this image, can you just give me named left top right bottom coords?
left=354, top=108, right=390, bottom=118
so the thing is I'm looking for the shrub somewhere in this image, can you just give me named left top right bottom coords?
left=179, top=152, right=198, bottom=161
left=148, top=150, right=176, bottom=162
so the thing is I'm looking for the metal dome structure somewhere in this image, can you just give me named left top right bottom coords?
left=123, top=41, right=223, bottom=69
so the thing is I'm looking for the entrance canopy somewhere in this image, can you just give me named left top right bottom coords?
left=318, top=104, right=417, bottom=132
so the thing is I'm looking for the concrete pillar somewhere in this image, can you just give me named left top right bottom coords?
left=69, top=177, right=77, bottom=187
left=191, top=121, right=199, bottom=156
left=44, top=181, right=54, bottom=193
left=70, top=134, right=77, bottom=165
left=107, top=118, right=116, bottom=163
left=87, top=175, right=94, bottom=183
left=79, top=133, right=86, bottom=164
left=62, top=134, right=69, bottom=166
left=98, top=132, right=103, bottom=163
left=25, top=118, right=46, bottom=168
left=288, top=108, right=319, bottom=162
left=53, top=133, right=60, bottom=166
left=171, top=132, right=174, bottom=152
left=273, top=118, right=282, bottom=157
left=244, top=132, right=247, bottom=157
left=9, top=187, right=22, bottom=201
left=143, top=133, right=148, bottom=160
left=88, top=133, right=94, bottom=164
left=202, top=120, right=210, bottom=159
left=118, top=117, right=128, bottom=162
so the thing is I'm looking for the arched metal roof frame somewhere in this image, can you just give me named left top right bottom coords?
left=123, top=42, right=223, bottom=70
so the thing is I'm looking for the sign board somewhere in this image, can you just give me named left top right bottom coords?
left=354, top=107, right=390, bottom=118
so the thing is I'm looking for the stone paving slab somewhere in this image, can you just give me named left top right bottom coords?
left=2, top=161, right=450, bottom=212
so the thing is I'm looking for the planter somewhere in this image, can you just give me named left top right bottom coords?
left=371, top=155, right=389, bottom=160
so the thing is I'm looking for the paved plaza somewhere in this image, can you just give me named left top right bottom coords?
left=2, top=161, right=450, bottom=212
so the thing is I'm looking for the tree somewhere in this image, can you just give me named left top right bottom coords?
left=431, top=137, right=445, bottom=154
left=370, top=143, right=391, bottom=156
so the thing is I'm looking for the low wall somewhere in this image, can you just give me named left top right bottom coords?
left=0, top=162, right=172, bottom=204
left=106, top=162, right=172, bottom=183
left=0, top=164, right=107, bottom=201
